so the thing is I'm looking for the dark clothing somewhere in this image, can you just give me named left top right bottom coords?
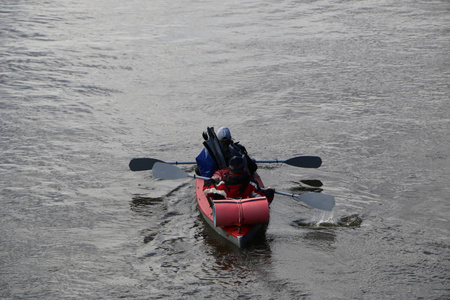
left=223, top=141, right=258, bottom=174
left=197, top=127, right=257, bottom=177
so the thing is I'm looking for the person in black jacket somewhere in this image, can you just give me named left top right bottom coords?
left=204, top=156, right=275, bottom=203
left=216, top=127, right=258, bottom=174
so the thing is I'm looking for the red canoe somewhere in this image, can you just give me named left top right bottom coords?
left=195, top=174, right=270, bottom=248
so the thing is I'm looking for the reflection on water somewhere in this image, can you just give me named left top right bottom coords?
left=141, top=229, right=158, bottom=244
left=131, top=194, right=164, bottom=206
left=195, top=216, right=277, bottom=296
left=129, top=194, right=166, bottom=218
left=302, top=230, right=337, bottom=250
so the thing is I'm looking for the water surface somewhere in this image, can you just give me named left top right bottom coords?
left=1, top=0, right=449, bottom=299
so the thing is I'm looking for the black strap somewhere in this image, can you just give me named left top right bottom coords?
left=206, top=127, right=227, bottom=169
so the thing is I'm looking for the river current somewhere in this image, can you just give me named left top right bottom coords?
left=1, top=0, right=449, bottom=299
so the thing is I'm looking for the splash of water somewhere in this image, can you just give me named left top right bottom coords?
left=310, top=210, right=338, bottom=227
left=292, top=211, right=363, bottom=228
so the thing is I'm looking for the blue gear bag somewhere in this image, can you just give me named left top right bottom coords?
left=196, top=148, right=216, bottom=177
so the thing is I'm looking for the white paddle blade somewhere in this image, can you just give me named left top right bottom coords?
left=152, top=162, right=189, bottom=180
left=298, top=193, right=335, bottom=211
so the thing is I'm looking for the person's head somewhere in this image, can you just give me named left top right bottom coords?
left=229, top=156, right=244, bottom=172
left=217, top=127, right=231, bottom=141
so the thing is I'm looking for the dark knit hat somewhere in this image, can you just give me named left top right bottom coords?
left=229, top=156, right=244, bottom=170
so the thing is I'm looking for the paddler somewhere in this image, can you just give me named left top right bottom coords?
left=196, top=127, right=257, bottom=179
left=203, top=156, right=275, bottom=203
left=216, top=127, right=258, bottom=175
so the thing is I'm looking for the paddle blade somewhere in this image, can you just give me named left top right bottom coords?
left=297, top=193, right=335, bottom=211
left=284, top=156, right=322, bottom=168
left=152, top=162, right=189, bottom=180
left=129, top=158, right=163, bottom=171
left=300, top=179, right=323, bottom=187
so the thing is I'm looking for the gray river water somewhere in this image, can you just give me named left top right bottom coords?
left=1, top=0, right=449, bottom=299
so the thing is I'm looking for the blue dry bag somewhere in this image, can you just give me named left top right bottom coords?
left=196, top=148, right=216, bottom=177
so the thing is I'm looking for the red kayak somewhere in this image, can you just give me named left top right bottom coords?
left=195, top=174, right=270, bottom=248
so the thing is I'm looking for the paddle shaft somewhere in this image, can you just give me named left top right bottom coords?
left=164, top=161, right=195, bottom=165
left=187, top=174, right=210, bottom=180
left=173, top=160, right=291, bottom=164
left=274, top=190, right=301, bottom=198
left=129, top=155, right=321, bottom=171
left=164, top=157, right=321, bottom=167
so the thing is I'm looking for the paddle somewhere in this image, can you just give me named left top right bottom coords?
left=129, top=158, right=194, bottom=171
left=274, top=191, right=334, bottom=211
left=152, top=162, right=210, bottom=180
left=152, top=162, right=335, bottom=211
left=300, top=179, right=323, bottom=187
left=257, top=156, right=322, bottom=168
left=129, top=155, right=322, bottom=171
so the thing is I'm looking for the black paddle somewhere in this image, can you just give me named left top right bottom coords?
left=129, top=155, right=322, bottom=171
left=300, top=179, right=323, bottom=187
left=129, top=158, right=192, bottom=171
